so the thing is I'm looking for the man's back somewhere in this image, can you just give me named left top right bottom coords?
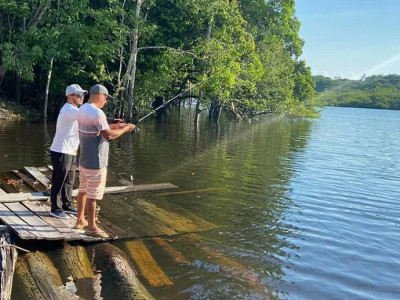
left=50, top=103, right=79, bottom=155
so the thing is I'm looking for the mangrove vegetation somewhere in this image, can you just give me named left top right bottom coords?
left=0, top=0, right=316, bottom=121
left=313, top=74, right=400, bottom=110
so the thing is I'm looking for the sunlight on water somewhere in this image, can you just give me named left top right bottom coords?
left=3, top=107, right=400, bottom=299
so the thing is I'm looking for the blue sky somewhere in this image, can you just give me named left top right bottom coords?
left=295, top=0, right=400, bottom=79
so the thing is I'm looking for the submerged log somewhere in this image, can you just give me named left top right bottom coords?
left=0, top=226, right=18, bottom=300
left=14, top=251, right=77, bottom=299
left=93, top=243, right=154, bottom=300
left=59, top=244, right=99, bottom=300
left=60, top=243, right=94, bottom=280
left=125, top=240, right=173, bottom=287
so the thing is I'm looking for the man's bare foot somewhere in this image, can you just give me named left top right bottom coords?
left=74, top=220, right=88, bottom=229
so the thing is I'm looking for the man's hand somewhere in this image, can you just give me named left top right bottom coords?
left=125, top=123, right=135, bottom=132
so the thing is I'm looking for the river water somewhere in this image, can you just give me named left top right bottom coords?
left=1, top=106, right=400, bottom=299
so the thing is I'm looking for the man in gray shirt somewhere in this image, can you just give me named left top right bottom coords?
left=74, top=84, right=134, bottom=238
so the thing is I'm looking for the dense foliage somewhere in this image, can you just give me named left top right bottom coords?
left=0, top=0, right=316, bottom=121
left=313, top=74, right=400, bottom=110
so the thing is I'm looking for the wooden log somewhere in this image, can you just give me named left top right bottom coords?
left=125, top=240, right=173, bottom=287
left=57, top=244, right=100, bottom=299
left=93, top=243, right=154, bottom=299
left=14, top=251, right=77, bottom=299
left=0, top=226, right=18, bottom=300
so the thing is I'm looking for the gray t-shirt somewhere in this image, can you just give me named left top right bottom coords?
left=77, top=103, right=110, bottom=169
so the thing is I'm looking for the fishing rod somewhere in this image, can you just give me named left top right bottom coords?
left=131, top=79, right=208, bottom=134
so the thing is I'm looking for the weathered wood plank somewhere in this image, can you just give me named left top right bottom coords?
left=151, top=199, right=217, bottom=231
left=152, top=237, right=190, bottom=264
left=0, top=183, right=178, bottom=203
left=37, top=166, right=51, bottom=173
left=155, top=187, right=220, bottom=196
left=135, top=199, right=216, bottom=233
left=0, top=192, right=49, bottom=203
left=102, top=183, right=178, bottom=194
left=105, top=195, right=178, bottom=237
left=0, top=228, right=18, bottom=300
left=0, top=204, right=36, bottom=239
left=12, top=170, right=43, bottom=191
left=125, top=240, right=173, bottom=287
left=22, top=202, right=82, bottom=241
left=23, top=167, right=51, bottom=188
left=4, top=202, right=64, bottom=240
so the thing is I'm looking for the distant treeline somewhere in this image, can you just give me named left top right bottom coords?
left=313, top=74, right=400, bottom=110
left=0, top=0, right=316, bottom=121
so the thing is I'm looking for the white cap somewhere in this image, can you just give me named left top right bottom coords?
left=65, top=84, right=88, bottom=96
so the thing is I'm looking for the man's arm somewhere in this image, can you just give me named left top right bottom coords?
left=100, top=123, right=135, bottom=140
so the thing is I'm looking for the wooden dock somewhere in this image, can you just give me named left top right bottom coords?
left=0, top=166, right=217, bottom=242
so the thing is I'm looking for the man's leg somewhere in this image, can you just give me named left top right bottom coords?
left=50, top=151, right=68, bottom=212
left=62, top=155, right=77, bottom=211
left=86, top=198, right=98, bottom=231
left=74, top=192, right=88, bottom=228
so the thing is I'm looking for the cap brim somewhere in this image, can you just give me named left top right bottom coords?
left=106, top=95, right=115, bottom=101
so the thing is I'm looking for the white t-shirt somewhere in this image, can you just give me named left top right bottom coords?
left=50, top=103, right=79, bottom=155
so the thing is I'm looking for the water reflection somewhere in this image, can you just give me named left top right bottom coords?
left=5, top=109, right=314, bottom=299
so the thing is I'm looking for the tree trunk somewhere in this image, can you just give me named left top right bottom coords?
left=15, top=72, right=22, bottom=105
left=43, top=58, right=53, bottom=120
left=194, top=89, right=203, bottom=123
left=126, top=0, right=142, bottom=121
left=209, top=100, right=221, bottom=122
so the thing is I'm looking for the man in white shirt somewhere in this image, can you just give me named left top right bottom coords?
left=49, top=84, right=87, bottom=219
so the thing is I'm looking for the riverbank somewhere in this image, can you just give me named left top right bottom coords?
left=0, top=100, right=41, bottom=121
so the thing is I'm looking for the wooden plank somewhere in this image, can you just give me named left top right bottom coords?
left=24, top=167, right=51, bottom=188
left=0, top=192, right=49, bottom=203
left=0, top=183, right=178, bottom=203
left=101, top=183, right=178, bottom=194
left=152, top=237, right=190, bottom=264
left=155, top=187, right=220, bottom=196
left=106, top=195, right=178, bottom=237
left=12, top=170, right=43, bottom=191
left=151, top=199, right=217, bottom=231
left=22, top=202, right=82, bottom=241
left=125, top=240, right=173, bottom=287
left=134, top=199, right=216, bottom=233
left=4, top=202, right=64, bottom=240
left=0, top=204, right=36, bottom=239
left=37, top=166, right=51, bottom=173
